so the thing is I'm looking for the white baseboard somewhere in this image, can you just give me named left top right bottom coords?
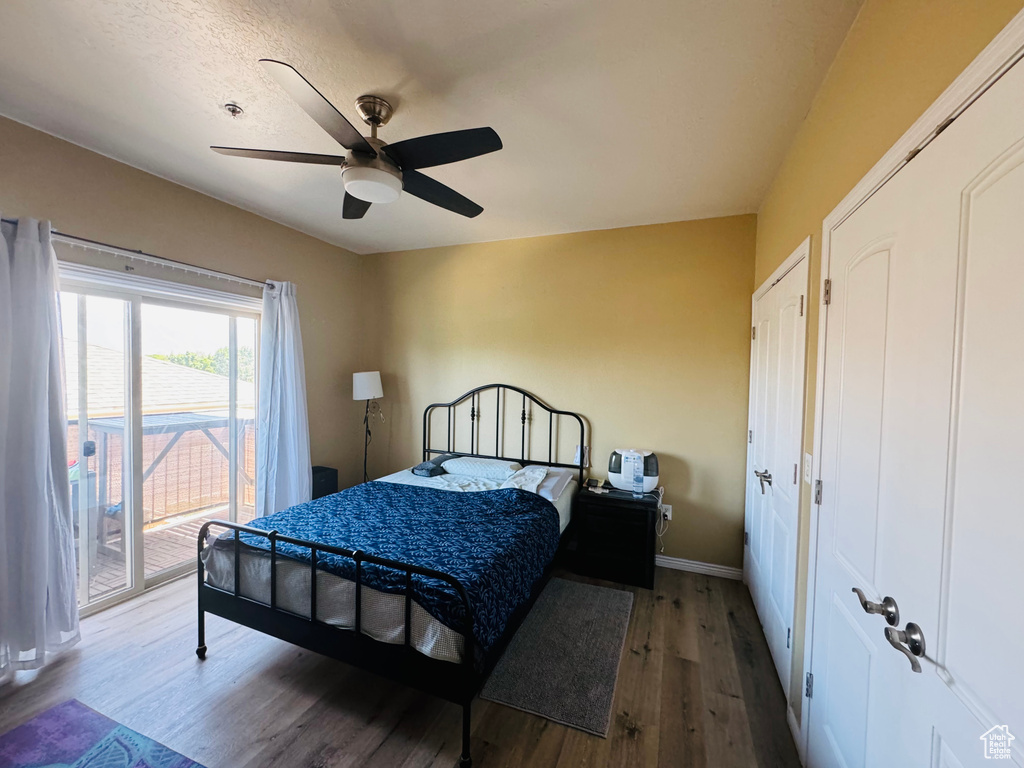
left=655, top=554, right=743, bottom=581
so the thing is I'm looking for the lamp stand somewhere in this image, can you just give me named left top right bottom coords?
left=363, top=399, right=371, bottom=483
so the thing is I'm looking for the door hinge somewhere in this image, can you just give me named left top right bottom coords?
left=748, top=429, right=753, bottom=444
left=822, top=279, right=832, bottom=305
left=814, top=479, right=823, bottom=505
left=744, top=530, right=749, bottom=545
left=793, top=464, right=798, bottom=484
left=805, top=672, right=814, bottom=698
left=799, top=295, right=804, bottom=317
left=751, top=326, right=756, bottom=340
left=787, top=628, right=791, bottom=648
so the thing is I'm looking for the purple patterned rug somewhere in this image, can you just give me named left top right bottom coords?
left=0, top=699, right=205, bottom=768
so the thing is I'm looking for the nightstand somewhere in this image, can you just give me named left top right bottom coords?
left=573, top=486, right=659, bottom=589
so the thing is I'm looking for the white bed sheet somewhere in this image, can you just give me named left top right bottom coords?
left=203, top=468, right=576, bottom=664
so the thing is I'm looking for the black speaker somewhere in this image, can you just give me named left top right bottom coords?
left=311, top=466, right=338, bottom=499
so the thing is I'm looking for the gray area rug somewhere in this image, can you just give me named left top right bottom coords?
left=481, top=577, right=634, bottom=737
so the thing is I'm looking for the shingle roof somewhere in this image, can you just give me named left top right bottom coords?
left=64, top=343, right=255, bottom=420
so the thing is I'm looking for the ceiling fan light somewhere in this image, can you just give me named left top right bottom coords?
left=342, top=166, right=402, bottom=204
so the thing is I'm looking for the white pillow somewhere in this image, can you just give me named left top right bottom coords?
left=536, top=467, right=574, bottom=501
left=441, top=456, right=522, bottom=481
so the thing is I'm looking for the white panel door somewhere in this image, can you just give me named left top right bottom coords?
left=745, top=288, right=773, bottom=614
left=744, top=255, right=808, bottom=692
left=763, top=264, right=807, bottom=689
left=898, top=54, right=1024, bottom=768
left=806, top=164, right=944, bottom=767
left=806, top=55, right=1024, bottom=768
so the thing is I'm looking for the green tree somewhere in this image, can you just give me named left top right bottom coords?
left=237, top=347, right=255, bottom=383
left=151, top=346, right=255, bottom=382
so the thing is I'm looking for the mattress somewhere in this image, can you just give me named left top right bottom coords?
left=202, top=470, right=577, bottom=664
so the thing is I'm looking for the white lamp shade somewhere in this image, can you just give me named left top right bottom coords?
left=353, top=371, right=383, bottom=400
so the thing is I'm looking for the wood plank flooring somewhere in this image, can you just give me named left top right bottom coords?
left=0, top=568, right=800, bottom=768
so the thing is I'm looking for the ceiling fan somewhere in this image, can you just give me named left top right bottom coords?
left=212, top=59, right=502, bottom=219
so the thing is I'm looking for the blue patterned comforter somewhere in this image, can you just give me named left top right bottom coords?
left=227, top=481, right=561, bottom=653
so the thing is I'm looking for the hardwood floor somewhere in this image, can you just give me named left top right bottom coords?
left=0, top=568, right=800, bottom=768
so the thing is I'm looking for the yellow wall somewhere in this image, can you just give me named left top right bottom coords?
left=368, top=216, right=757, bottom=568
left=753, top=0, right=1024, bottom=717
left=0, top=116, right=373, bottom=488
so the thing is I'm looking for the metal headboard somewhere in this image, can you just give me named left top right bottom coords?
left=422, top=384, right=587, bottom=485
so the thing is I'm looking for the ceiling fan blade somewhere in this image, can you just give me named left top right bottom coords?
left=259, top=59, right=375, bottom=156
left=402, top=170, right=483, bottom=218
left=343, top=193, right=372, bottom=219
left=384, top=127, right=502, bottom=170
left=211, top=146, right=345, bottom=165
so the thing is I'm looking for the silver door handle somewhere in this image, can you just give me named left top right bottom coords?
left=884, top=623, right=926, bottom=673
left=754, top=469, right=773, bottom=494
left=851, top=587, right=900, bottom=626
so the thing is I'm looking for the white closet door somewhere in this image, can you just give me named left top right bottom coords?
left=744, top=254, right=807, bottom=692
left=762, top=263, right=806, bottom=689
left=806, top=153, right=942, bottom=767
left=899, top=52, right=1024, bottom=768
left=745, top=288, right=773, bottom=614
left=806, top=54, right=1024, bottom=768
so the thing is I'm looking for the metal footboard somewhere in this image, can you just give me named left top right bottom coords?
left=196, top=520, right=478, bottom=767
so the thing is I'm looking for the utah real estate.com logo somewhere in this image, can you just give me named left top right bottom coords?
left=980, top=725, right=1015, bottom=760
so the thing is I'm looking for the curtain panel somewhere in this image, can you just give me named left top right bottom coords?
left=0, top=217, right=80, bottom=678
left=255, top=280, right=311, bottom=517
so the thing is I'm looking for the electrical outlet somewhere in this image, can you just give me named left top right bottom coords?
left=661, top=504, right=672, bottom=521
left=804, top=452, right=813, bottom=484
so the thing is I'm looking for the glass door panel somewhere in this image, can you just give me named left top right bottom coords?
left=61, top=292, right=134, bottom=607
left=235, top=317, right=257, bottom=525
left=141, top=303, right=252, bottom=580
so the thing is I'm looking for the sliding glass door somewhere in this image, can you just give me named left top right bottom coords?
left=60, top=282, right=259, bottom=611
left=140, top=304, right=257, bottom=580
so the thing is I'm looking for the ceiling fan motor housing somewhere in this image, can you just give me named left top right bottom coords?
left=355, top=95, right=394, bottom=127
left=342, top=136, right=403, bottom=203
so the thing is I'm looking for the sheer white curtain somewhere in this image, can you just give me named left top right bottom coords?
left=0, top=217, right=79, bottom=678
left=256, top=281, right=311, bottom=516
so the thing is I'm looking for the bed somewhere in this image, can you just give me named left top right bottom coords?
left=195, top=384, right=586, bottom=768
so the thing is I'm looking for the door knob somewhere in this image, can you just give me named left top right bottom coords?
left=851, top=587, right=900, bottom=626
left=884, top=623, right=926, bottom=673
left=754, top=469, right=773, bottom=494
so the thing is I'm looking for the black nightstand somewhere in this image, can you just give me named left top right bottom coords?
left=573, top=485, right=659, bottom=589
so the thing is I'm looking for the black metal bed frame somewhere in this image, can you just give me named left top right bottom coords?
left=423, top=383, right=587, bottom=486
left=196, top=384, right=586, bottom=768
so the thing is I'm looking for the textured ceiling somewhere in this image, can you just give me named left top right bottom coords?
left=0, top=0, right=861, bottom=254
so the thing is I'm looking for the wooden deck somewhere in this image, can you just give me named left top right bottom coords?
left=2, top=567, right=800, bottom=767
left=79, top=506, right=255, bottom=603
